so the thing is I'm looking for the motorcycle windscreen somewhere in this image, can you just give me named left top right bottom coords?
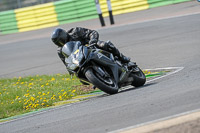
left=65, top=43, right=84, bottom=71
left=62, top=41, right=81, bottom=57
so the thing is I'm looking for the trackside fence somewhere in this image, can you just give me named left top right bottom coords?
left=0, top=0, right=192, bottom=35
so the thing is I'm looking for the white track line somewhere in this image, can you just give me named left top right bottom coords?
left=145, top=67, right=184, bottom=83
left=110, top=108, right=200, bottom=133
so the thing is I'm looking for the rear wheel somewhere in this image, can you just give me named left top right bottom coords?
left=85, top=68, right=119, bottom=94
left=131, top=67, right=146, bottom=87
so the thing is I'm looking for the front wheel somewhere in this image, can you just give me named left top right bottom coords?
left=85, top=68, right=119, bottom=95
left=131, top=67, right=146, bottom=87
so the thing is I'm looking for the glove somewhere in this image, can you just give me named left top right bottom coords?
left=89, top=39, right=97, bottom=45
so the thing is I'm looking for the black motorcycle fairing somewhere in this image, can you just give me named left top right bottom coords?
left=92, top=65, right=110, bottom=79
left=82, top=46, right=89, bottom=59
left=86, top=49, right=119, bottom=83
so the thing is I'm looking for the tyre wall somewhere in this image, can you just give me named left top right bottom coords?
left=0, top=0, right=191, bottom=35
left=99, top=0, right=191, bottom=17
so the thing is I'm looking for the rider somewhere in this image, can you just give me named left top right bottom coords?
left=51, top=27, right=131, bottom=68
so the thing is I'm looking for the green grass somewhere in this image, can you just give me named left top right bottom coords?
left=0, top=70, right=164, bottom=120
left=0, top=74, right=93, bottom=119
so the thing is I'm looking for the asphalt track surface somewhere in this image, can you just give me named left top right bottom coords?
left=0, top=1, right=200, bottom=133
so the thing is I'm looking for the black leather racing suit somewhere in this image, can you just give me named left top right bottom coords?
left=57, top=27, right=129, bottom=67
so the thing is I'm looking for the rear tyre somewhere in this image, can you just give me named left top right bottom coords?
left=85, top=68, right=119, bottom=94
left=131, top=67, right=146, bottom=87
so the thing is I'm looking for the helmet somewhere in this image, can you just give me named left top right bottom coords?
left=51, top=28, right=69, bottom=47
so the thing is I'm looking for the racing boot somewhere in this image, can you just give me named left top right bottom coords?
left=105, top=41, right=130, bottom=63
left=119, top=54, right=137, bottom=68
left=119, top=53, right=130, bottom=63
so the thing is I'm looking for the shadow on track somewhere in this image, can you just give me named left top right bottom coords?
left=119, top=82, right=157, bottom=93
left=90, top=82, right=157, bottom=98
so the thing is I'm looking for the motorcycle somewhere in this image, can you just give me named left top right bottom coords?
left=62, top=41, right=146, bottom=95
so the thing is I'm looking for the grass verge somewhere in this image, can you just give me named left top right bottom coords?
left=0, top=74, right=93, bottom=119
left=0, top=70, right=160, bottom=120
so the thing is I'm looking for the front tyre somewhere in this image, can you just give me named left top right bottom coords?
left=85, top=68, right=119, bottom=95
left=131, top=67, right=146, bottom=87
